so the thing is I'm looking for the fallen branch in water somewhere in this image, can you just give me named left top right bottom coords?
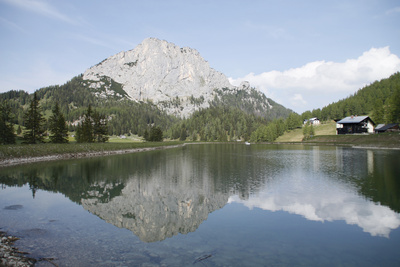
left=38, top=257, right=59, bottom=267
left=193, top=254, right=212, bottom=264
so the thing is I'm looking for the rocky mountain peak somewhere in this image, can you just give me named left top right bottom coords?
left=83, top=38, right=269, bottom=117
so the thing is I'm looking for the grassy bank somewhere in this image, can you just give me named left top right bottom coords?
left=2, top=129, right=398, bottom=165
left=274, top=120, right=400, bottom=149
left=304, top=133, right=400, bottom=148
left=275, top=121, right=336, bottom=142
left=0, top=141, right=184, bottom=161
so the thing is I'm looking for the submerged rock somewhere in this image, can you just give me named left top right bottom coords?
left=0, top=231, right=36, bottom=267
left=4, top=205, right=23, bottom=210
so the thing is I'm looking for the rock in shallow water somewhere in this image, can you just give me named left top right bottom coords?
left=0, top=231, right=36, bottom=267
left=4, top=205, right=23, bottom=210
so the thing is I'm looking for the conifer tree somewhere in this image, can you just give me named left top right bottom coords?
left=386, top=86, right=400, bottom=123
left=372, top=100, right=384, bottom=124
left=0, top=100, right=16, bottom=144
left=75, top=105, right=109, bottom=143
left=76, top=105, right=94, bottom=143
left=23, top=92, right=46, bottom=144
left=303, top=123, right=315, bottom=140
left=179, top=127, right=187, bottom=141
left=93, top=110, right=109, bottom=142
left=143, top=129, right=149, bottom=141
left=147, top=126, right=163, bottom=141
left=48, top=102, right=69, bottom=143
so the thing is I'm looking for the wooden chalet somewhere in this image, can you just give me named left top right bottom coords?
left=336, top=115, right=375, bottom=135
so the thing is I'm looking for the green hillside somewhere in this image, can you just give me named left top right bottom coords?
left=0, top=75, right=292, bottom=142
left=301, top=72, right=400, bottom=124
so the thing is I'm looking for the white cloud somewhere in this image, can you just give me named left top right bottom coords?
left=230, top=47, right=400, bottom=113
left=290, top=93, right=307, bottom=109
left=1, top=0, right=76, bottom=24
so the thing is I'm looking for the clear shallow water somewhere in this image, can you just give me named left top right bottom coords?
left=1, top=144, right=400, bottom=266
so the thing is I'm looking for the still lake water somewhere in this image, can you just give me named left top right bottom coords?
left=1, top=144, right=400, bottom=266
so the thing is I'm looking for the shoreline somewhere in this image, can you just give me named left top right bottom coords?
left=0, top=144, right=186, bottom=168
left=1, top=142, right=399, bottom=168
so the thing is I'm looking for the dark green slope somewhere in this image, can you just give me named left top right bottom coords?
left=305, top=72, right=400, bottom=123
left=1, top=74, right=292, bottom=140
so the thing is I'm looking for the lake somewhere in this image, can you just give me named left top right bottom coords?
left=1, top=144, right=400, bottom=266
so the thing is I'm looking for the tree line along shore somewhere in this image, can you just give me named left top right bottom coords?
left=1, top=73, right=399, bottom=146
left=1, top=132, right=399, bottom=168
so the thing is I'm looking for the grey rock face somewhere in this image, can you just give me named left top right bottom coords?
left=83, top=38, right=262, bottom=117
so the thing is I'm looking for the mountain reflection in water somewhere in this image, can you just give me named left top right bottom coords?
left=1, top=144, right=399, bottom=243
left=81, top=161, right=228, bottom=242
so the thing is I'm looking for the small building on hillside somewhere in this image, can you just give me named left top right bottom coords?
left=304, top=117, right=320, bottom=125
left=375, top=123, right=399, bottom=133
left=336, top=115, right=375, bottom=135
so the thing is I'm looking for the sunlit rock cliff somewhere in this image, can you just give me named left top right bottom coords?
left=83, top=38, right=270, bottom=117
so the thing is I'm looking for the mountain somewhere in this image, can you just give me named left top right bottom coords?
left=82, top=38, right=281, bottom=118
left=1, top=38, right=293, bottom=139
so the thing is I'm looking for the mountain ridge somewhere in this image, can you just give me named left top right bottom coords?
left=82, top=37, right=275, bottom=117
left=0, top=37, right=293, bottom=139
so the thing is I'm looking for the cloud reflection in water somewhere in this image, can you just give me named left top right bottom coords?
left=228, top=173, right=400, bottom=237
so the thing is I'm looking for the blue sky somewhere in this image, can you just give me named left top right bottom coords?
left=1, top=0, right=399, bottom=113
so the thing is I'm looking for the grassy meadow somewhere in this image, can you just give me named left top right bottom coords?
left=276, top=120, right=337, bottom=142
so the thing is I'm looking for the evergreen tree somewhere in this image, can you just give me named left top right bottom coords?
left=286, top=113, right=302, bottom=130
left=75, top=125, right=82, bottom=142
left=93, top=110, right=109, bottom=142
left=0, top=100, right=16, bottom=144
left=179, top=127, right=187, bottom=141
left=386, top=86, right=400, bottom=123
left=48, top=102, right=69, bottom=143
left=76, top=105, right=94, bottom=143
left=303, top=123, right=315, bottom=140
left=143, top=129, right=149, bottom=141
left=23, top=92, right=46, bottom=144
left=75, top=105, right=109, bottom=143
left=147, top=126, right=163, bottom=141
left=372, top=99, right=384, bottom=124
left=191, top=131, right=197, bottom=141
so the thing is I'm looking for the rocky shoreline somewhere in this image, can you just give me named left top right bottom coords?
left=0, top=231, right=36, bottom=267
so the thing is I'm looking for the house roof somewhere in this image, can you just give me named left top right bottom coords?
left=375, top=123, right=399, bottom=131
left=337, top=116, right=371, bottom=124
left=375, top=124, right=385, bottom=130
